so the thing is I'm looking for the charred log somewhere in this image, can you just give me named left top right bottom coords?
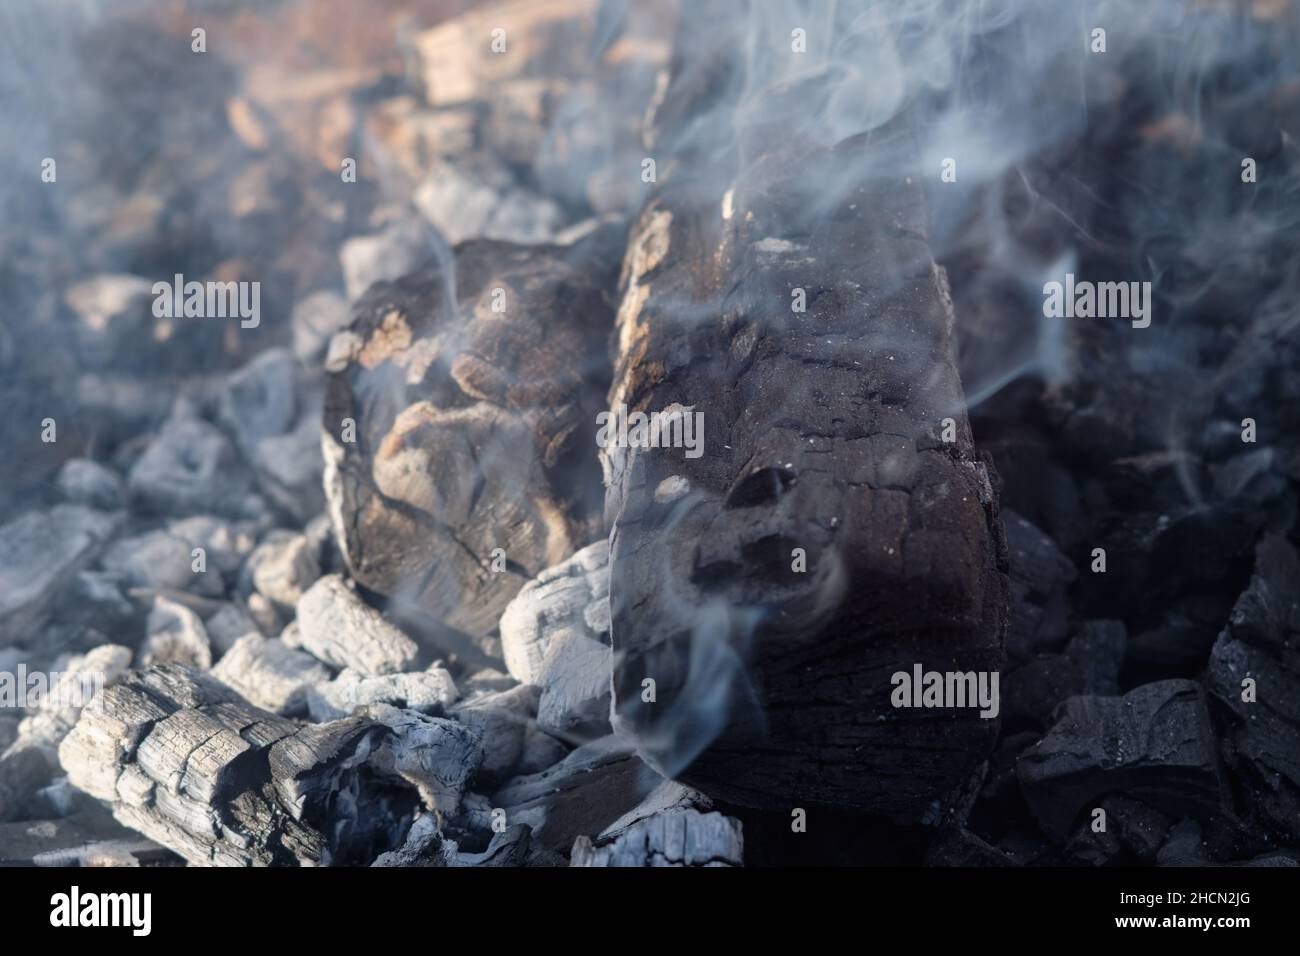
left=323, top=236, right=618, bottom=642
left=58, top=664, right=416, bottom=866
left=603, top=11, right=1008, bottom=817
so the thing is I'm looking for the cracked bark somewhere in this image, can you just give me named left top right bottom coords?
left=603, top=9, right=1008, bottom=818
left=58, top=664, right=416, bottom=866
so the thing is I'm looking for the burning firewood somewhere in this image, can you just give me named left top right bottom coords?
left=602, top=12, right=1009, bottom=817
left=322, top=235, right=619, bottom=641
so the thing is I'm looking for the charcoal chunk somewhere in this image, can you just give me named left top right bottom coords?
left=491, top=737, right=659, bottom=853
left=1017, top=680, right=1228, bottom=843
left=571, top=808, right=743, bottom=867
left=1206, top=534, right=1300, bottom=844
left=0, top=505, right=123, bottom=646
left=295, top=575, right=418, bottom=676
left=210, top=634, right=331, bottom=716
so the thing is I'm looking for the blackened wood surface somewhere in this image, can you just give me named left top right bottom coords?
left=324, top=238, right=617, bottom=640
left=604, top=18, right=1008, bottom=815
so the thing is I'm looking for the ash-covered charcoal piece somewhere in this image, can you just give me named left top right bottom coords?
left=56, top=458, right=126, bottom=511
left=571, top=808, right=744, bottom=867
left=449, top=683, right=541, bottom=782
left=139, top=596, right=212, bottom=669
left=1016, top=680, right=1229, bottom=844
left=323, top=237, right=615, bottom=641
left=0, top=644, right=132, bottom=822
left=490, top=737, right=660, bottom=854
left=127, top=402, right=260, bottom=520
left=500, top=540, right=610, bottom=683
left=362, top=704, right=482, bottom=817
left=218, top=349, right=328, bottom=524
left=58, top=664, right=414, bottom=866
left=241, top=529, right=322, bottom=612
left=100, top=528, right=227, bottom=601
left=210, top=634, right=332, bottom=717
left=204, top=602, right=264, bottom=655
left=603, top=142, right=1007, bottom=813
left=0, top=505, right=123, bottom=646
left=295, top=574, right=419, bottom=676
left=413, top=159, right=566, bottom=248
left=1207, top=534, right=1300, bottom=845
left=500, top=539, right=612, bottom=738
left=307, top=665, right=458, bottom=723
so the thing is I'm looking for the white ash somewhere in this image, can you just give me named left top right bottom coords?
left=295, top=574, right=418, bottom=675
left=211, top=634, right=331, bottom=716
left=500, top=539, right=609, bottom=685
left=364, top=704, right=482, bottom=816
left=139, top=596, right=212, bottom=669
left=449, top=683, right=539, bottom=781
left=243, top=530, right=321, bottom=609
left=306, top=665, right=458, bottom=722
